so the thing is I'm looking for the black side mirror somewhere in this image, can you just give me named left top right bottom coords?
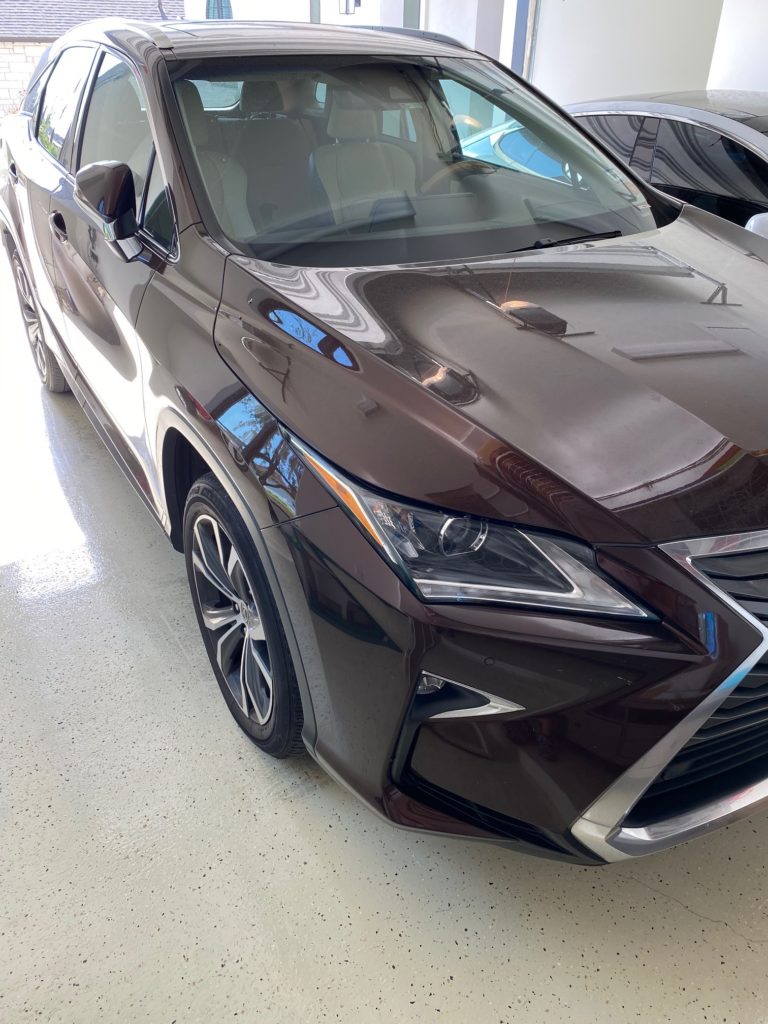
left=74, top=161, right=138, bottom=243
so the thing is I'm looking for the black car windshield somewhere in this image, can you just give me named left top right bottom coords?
left=171, top=54, right=670, bottom=266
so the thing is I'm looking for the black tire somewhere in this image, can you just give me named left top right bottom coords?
left=183, top=472, right=304, bottom=758
left=9, top=247, right=70, bottom=394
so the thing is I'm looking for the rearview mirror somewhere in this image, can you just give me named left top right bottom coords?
left=74, top=160, right=138, bottom=243
left=745, top=211, right=768, bottom=240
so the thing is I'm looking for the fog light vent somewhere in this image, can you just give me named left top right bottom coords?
left=417, top=672, right=448, bottom=695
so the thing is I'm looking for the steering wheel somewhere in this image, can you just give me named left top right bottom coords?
left=420, top=159, right=493, bottom=195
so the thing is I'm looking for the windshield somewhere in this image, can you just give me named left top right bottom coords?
left=171, top=54, right=671, bottom=266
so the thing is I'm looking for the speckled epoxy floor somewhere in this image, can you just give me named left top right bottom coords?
left=2, top=259, right=768, bottom=1024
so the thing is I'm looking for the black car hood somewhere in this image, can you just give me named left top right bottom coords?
left=219, top=206, right=768, bottom=544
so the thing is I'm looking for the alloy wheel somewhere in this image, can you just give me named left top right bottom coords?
left=13, top=255, right=48, bottom=384
left=190, top=512, right=274, bottom=725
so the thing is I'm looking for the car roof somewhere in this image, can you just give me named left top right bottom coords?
left=56, top=18, right=472, bottom=62
left=568, top=90, right=768, bottom=132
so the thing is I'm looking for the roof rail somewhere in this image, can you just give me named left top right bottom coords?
left=356, top=25, right=470, bottom=51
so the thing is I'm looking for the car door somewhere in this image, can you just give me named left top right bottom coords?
left=7, top=45, right=95, bottom=340
left=649, top=118, right=768, bottom=225
left=49, top=49, right=176, bottom=505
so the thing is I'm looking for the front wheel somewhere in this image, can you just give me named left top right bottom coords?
left=183, top=473, right=304, bottom=758
left=10, top=249, right=69, bottom=393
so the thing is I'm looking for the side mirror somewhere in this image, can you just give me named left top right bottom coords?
left=74, top=161, right=138, bottom=243
left=745, top=211, right=768, bottom=240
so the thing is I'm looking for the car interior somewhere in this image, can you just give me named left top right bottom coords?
left=172, top=61, right=658, bottom=260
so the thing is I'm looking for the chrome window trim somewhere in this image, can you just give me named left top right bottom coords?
left=569, top=103, right=768, bottom=165
left=571, top=529, right=768, bottom=862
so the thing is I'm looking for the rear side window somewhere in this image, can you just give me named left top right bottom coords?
left=36, top=47, right=93, bottom=162
left=381, top=107, right=416, bottom=141
left=651, top=119, right=768, bottom=203
left=577, top=114, right=644, bottom=164
left=193, top=79, right=242, bottom=110
left=78, top=53, right=154, bottom=200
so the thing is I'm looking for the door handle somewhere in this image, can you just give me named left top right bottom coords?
left=49, top=210, right=68, bottom=243
left=8, top=162, right=18, bottom=184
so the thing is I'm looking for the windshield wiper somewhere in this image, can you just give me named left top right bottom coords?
left=526, top=229, right=622, bottom=251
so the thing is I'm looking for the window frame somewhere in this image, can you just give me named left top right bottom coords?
left=138, top=148, right=179, bottom=258
left=34, top=44, right=98, bottom=170
left=71, top=44, right=179, bottom=262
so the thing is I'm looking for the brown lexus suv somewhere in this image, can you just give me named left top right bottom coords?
left=5, top=18, right=768, bottom=864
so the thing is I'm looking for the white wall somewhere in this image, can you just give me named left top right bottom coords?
left=0, top=40, right=46, bottom=114
left=184, top=0, right=407, bottom=27
left=529, top=0, right=723, bottom=103
left=184, top=0, right=311, bottom=19
left=421, top=0, right=511, bottom=58
left=421, top=0, right=483, bottom=51
left=498, top=0, right=520, bottom=68
left=318, top=0, right=405, bottom=27
left=708, top=0, right=767, bottom=90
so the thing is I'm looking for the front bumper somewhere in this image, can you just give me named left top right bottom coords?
left=573, top=530, right=768, bottom=861
left=266, top=505, right=768, bottom=864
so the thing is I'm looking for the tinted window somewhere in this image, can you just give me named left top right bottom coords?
left=142, top=153, right=176, bottom=252
left=36, top=47, right=93, bottom=162
left=79, top=53, right=153, bottom=199
left=577, top=114, right=644, bottom=164
left=651, top=120, right=768, bottom=203
left=630, top=117, right=659, bottom=180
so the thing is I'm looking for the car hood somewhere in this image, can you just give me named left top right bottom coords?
left=216, top=206, right=768, bottom=544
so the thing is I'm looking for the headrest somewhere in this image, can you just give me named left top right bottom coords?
left=241, top=79, right=284, bottom=116
left=327, top=93, right=379, bottom=140
left=283, top=78, right=318, bottom=115
left=177, top=80, right=208, bottom=147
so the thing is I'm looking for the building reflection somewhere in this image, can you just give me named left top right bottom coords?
left=210, top=386, right=302, bottom=519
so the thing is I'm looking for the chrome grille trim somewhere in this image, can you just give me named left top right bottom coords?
left=571, top=530, right=768, bottom=862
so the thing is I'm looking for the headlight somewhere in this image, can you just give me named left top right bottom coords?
left=293, top=440, right=649, bottom=619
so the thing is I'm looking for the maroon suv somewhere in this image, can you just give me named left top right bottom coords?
left=4, top=18, right=768, bottom=864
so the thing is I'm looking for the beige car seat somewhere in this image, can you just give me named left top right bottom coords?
left=313, top=94, right=417, bottom=224
left=235, top=79, right=316, bottom=229
left=176, top=80, right=256, bottom=240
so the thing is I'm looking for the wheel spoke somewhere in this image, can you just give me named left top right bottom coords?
left=192, top=520, right=240, bottom=604
left=20, top=304, right=37, bottom=327
left=215, top=618, right=243, bottom=677
left=201, top=602, right=241, bottom=631
left=15, top=265, right=32, bottom=305
left=242, top=638, right=273, bottom=724
left=191, top=511, right=275, bottom=727
left=252, top=643, right=272, bottom=688
left=211, top=518, right=226, bottom=568
left=226, top=544, right=250, bottom=601
left=240, top=640, right=257, bottom=716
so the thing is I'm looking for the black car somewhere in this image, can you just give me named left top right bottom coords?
left=6, top=20, right=768, bottom=865
left=568, top=91, right=768, bottom=228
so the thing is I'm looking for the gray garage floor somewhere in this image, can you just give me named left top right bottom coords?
left=1, top=257, right=767, bottom=1024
